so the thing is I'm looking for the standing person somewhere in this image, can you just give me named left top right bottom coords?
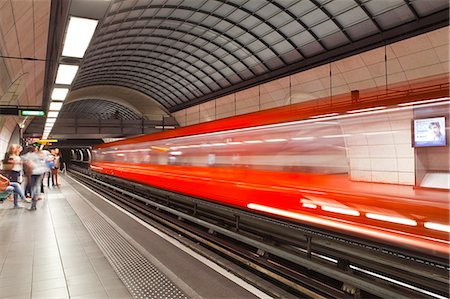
left=46, top=150, right=55, bottom=188
left=23, top=146, right=46, bottom=210
left=53, top=148, right=61, bottom=187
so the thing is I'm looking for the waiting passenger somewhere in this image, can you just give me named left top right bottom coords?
left=0, top=173, right=27, bottom=208
left=22, top=147, right=47, bottom=210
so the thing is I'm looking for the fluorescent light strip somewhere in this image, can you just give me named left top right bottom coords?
left=46, top=118, right=56, bottom=123
left=366, top=213, right=417, bottom=226
left=169, top=151, right=182, bottom=155
left=227, top=142, right=242, bottom=145
left=243, top=140, right=263, bottom=144
left=424, top=222, right=450, bottom=232
left=55, top=64, right=79, bottom=84
left=321, top=206, right=360, bottom=216
left=62, top=16, right=98, bottom=58
left=309, top=113, right=339, bottom=118
left=347, top=106, right=386, bottom=113
left=398, top=97, right=449, bottom=106
left=47, top=111, right=59, bottom=118
left=211, top=143, right=226, bottom=146
left=322, top=134, right=351, bottom=138
left=264, top=138, right=287, bottom=142
left=363, top=131, right=398, bottom=136
left=291, top=137, right=315, bottom=141
left=51, top=88, right=69, bottom=101
left=49, top=102, right=63, bottom=111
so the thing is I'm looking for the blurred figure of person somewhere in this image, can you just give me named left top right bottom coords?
left=2, top=144, right=30, bottom=206
left=45, top=150, right=56, bottom=188
left=22, top=146, right=47, bottom=210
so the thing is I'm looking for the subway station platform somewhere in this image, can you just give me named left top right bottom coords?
left=0, top=175, right=270, bottom=299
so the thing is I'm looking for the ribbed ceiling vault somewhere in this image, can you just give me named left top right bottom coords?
left=72, top=0, right=449, bottom=113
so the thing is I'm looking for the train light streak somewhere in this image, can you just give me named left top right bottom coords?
left=309, top=113, right=339, bottom=118
left=366, top=213, right=417, bottom=226
left=398, top=97, right=449, bottom=106
left=347, top=106, right=386, bottom=113
left=424, top=222, right=450, bottom=232
left=321, top=206, right=360, bottom=216
left=264, top=139, right=287, bottom=142
left=302, top=203, right=317, bottom=209
left=244, top=140, right=263, bottom=144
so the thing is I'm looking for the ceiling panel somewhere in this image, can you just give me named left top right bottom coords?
left=69, top=0, right=448, bottom=112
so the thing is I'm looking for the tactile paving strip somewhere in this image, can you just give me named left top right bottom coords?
left=66, top=194, right=188, bottom=299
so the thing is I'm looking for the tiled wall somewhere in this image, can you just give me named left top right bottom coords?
left=339, top=110, right=414, bottom=185
left=173, top=26, right=449, bottom=127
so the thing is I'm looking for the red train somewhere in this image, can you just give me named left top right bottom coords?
left=91, top=89, right=449, bottom=257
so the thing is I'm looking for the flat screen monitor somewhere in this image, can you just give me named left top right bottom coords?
left=413, top=117, right=446, bottom=147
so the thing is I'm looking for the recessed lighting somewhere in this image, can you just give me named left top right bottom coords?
left=47, top=111, right=59, bottom=118
left=55, top=64, right=79, bottom=84
left=62, top=16, right=98, bottom=58
left=51, top=88, right=69, bottom=101
left=49, top=102, right=63, bottom=111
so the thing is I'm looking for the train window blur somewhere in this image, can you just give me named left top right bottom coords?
left=93, top=119, right=348, bottom=174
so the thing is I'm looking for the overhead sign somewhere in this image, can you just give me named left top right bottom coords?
left=21, top=110, right=45, bottom=116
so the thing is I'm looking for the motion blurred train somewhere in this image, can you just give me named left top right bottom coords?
left=91, top=90, right=450, bottom=257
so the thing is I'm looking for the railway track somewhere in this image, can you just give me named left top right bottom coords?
left=68, top=166, right=449, bottom=299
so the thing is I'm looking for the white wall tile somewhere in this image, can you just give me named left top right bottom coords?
left=369, top=145, right=397, bottom=158
left=392, top=130, right=412, bottom=144
left=350, top=170, right=372, bottom=181
left=398, top=172, right=415, bottom=185
left=405, top=63, right=446, bottom=81
left=397, top=158, right=414, bottom=172
left=342, top=66, right=372, bottom=83
left=365, top=132, right=394, bottom=145
left=434, top=45, right=449, bottom=62
left=371, top=158, right=398, bottom=171
left=395, top=144, right=414, bottom=158
left=345, top=135, right=368, bottom=146
left=347, top=146, right=369, bottom=157
left=237, top=105, right=259, bottom=115
left=350, top=158, right=371, bottom=170
left=426, top=26, right=449, bottom=47
left=390, top=34, right=432, bottom=57
left=371, top=171, right=399, bottom=183
left=335, top=54, right=366, bottom=72
left=399, top=49, right=440, bottom=71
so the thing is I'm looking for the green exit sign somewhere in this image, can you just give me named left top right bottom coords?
left=21, top=110, right=45, bottom=116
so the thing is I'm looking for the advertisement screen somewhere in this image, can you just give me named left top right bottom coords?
left=413, top=117, right=446, bottom=147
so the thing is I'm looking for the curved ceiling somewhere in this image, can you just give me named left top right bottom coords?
left=72, top=0, right=449, bottom=113
left=59, top=99, right=143, bottom=120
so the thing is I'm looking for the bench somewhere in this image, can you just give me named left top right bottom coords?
left=0, top=189, right=12, bottom=203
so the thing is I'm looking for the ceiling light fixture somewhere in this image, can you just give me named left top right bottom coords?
left=62, top=16, right=98, bottom=58
left=51, top=88, right=69, bottom=101
left=49, top=102, right=63, bottom=111
left=55, top=64, right=79, bottom=84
